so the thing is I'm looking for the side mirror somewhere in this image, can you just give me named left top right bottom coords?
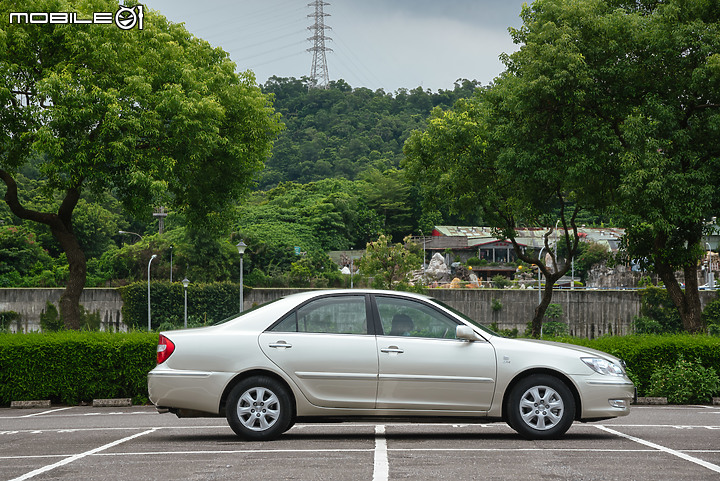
left=456, top=325, right=480, bottom=341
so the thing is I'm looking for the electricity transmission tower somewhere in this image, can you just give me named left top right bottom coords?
left=307, top=0, right=332, bottom=89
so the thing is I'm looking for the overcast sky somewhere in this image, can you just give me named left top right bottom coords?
left=141, top=0, right=528, bottom=92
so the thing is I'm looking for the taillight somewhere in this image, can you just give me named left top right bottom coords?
left=157, top=335, right=175, bottom=364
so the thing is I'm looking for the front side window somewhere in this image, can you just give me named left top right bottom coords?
left=270, top=296, right=368, bottom=334
left=375, top=296, right=459, bottom=339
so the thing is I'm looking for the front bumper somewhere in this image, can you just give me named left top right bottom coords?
left=577, top=376, right=635, bottom=420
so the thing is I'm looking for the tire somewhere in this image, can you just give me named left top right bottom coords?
left=226, top=376, right=293, bottom=441
left=506, top=374, right=575, bottom=440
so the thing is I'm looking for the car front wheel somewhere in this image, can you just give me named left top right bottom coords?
left=506, top=374, right=575, bottom=440
left=226, top=376, right=292, bottom=441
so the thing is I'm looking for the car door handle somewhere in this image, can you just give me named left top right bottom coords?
left=269, top=341, right=292, bottom=349
left=380, top=346, right=404, bottom=354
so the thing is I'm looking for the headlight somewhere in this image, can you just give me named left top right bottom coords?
left=581, top=357, right=626, bottom=376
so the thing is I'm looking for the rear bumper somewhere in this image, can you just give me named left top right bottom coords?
left=148, top=366, right=233, bottom=415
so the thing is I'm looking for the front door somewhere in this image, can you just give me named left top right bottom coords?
left=373, top=295, right=496, bottom=411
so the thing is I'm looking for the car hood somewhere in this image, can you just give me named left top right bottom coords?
left=515, top=339, right=623, bottom=363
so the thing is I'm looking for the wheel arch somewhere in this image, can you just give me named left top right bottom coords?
left=219, top=369, right=298, bottom=420
left=501, top=368, right=582, bottom=422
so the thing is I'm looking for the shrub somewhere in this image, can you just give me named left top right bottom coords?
left=545, top=303, right=563, bottom=319
left=632, top=316, right=664, bottom=334
left=702, top=296, right=720, bottom=333
left=490, top=322, right=519, bottom=338
left=120, top=281, right=241, bottom=330
left=467, top=257, right=482, bottom=266
left=709, top=324, right=720, bottom=337
left=39, top=302, right=64, bottom=332
left=491, top=275, right=511, bottom=289
left=543, top=321, right=568, bottom=337
left=491, top=298, right=502, bottom=312
left=0, top=331, right=157, bottom=405
left=637, top=286, right=682, bottom=333
left=0, top=311, right=20, bottom=332
left=560, top=334, right=720, bottom=397
left=646, top=356, right=720, bottom=404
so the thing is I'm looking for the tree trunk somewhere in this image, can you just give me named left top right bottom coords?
left=52, top=223, right=87, bottom=330
left=0, top=169, right=86, bottom=329
left=530, top=270, right=565, bottom=338
left=655, top=258, right=704, bottom=333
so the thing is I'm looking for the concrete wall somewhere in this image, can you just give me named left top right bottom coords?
left=0, top=288, right=124, bottom=333
left=1, top=287, right=716, bottom=338
left=428, top=289, right=641, bottom=337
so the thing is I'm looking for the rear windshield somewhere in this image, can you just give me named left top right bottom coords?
left=211, top=297, right=284, bottom=326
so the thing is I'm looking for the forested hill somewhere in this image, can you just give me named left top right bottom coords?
left=258, top=76, right=482, bottom=189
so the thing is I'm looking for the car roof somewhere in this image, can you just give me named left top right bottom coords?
left=213, top=289, right=435, bottom=332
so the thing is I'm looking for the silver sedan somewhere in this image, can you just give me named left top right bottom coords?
left=148, top=289, right=634, bottom=440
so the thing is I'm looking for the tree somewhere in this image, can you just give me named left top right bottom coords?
left=404, top=95, right=593, bottom=337
left=358, top=234, right=422, bottom=290
left=502, top=0, right=720, bottom=332
left=359, top=168, right=414, bottom=242
left=407, top=0, right=720, bottom=334
left=0, top=0, right=282, bottom=328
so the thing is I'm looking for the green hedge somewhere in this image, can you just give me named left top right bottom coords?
left=0, top=331, right=157, bottom=405
left=559, top=334, right=720, bottom=396
left=1, top=332, right=718, bottom=406
left=120, top=281, right=245, bottom=330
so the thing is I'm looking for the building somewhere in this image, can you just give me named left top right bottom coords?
left=411, top=226, right=624, bottom=261
left=408, top=226, right=625, bottom=281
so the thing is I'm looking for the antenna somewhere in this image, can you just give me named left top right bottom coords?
left=307, top=1, right=332, bottom=89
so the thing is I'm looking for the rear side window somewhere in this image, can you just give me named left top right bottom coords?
left=270, top=296, right=368, bottom=334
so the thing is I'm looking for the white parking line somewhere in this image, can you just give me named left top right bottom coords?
left=8, top=428, right=158, bottom=481
left=20, top=407, right=73, bottom=418
left=597, top=425, right=720, bottom=474
left=373, top=425, right=389, bottom=481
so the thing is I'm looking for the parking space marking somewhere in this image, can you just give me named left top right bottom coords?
left=95, top=448, right=374, bottom=456
left=8, top=428, right=158, bottom=481
left=597, top=425, right=720, bottom=474
left=0, top=409, right=155, bottom=420
left=19, top=407, right=73, bottom=418
left=373, top=425, right=389, bottom=481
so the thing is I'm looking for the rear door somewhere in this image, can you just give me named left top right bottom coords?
left=259, top=294, right=378, bottom=409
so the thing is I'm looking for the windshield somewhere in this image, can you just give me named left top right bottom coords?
left=431, top=298, right=501, bottom=337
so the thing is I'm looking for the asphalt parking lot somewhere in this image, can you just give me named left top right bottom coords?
left=1, top=404, right=719, bottom=481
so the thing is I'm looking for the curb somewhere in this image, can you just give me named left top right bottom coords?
left=634, top=397, right=668, bottom=405
left=10, top=400, right=51, bottom=409
left=92, top=398, right=132, bottom=407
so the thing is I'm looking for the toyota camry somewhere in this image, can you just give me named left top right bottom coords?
left=147, top=289, right=634, bottom=440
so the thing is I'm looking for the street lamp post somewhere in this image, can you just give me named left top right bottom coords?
left=236, top=240, right=247, bottom=313
left=537, top=246, right=545, bottom=305
left=170, top=245, right=173, bottom=283
left=553, top=220, right=560, bottom=274
left=706, top=243, right=715, bottom=290
left=147, top=254, right=157, bottom=331
left=119, top=230, right=142, bottom=242
left=182, top=277, right=190, bottom=328
left=419, top=229, right=426, bottom=274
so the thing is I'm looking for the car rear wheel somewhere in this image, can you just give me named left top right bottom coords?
left=507, top=374, right=575, bottom=440
left=226, top=376, right=292, bottom=441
